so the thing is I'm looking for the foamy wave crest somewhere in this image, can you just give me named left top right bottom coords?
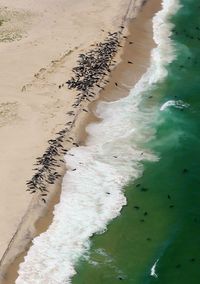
left=16, top=1, right=181, bottom=283
left=150, top=258, right=159, bottom=278
left=150, top=0, right=181, bottom=84
left=160, top=100, right=190, bottom=111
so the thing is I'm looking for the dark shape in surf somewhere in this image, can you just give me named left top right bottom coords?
left=141, top=187, right=148, bottom=192
left=133, top=206, right=140, bottom=210
left=182, top=168, right=189, bottom=174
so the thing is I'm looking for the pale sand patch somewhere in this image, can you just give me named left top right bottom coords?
left=0, top=0, right=161, bottom=282
left=0, top=6, right=33, bottom=42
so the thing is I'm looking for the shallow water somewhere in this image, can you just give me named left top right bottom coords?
left=72, top=0, right=200, bottom=283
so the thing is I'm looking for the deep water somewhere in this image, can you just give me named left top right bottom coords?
left=72, top=1, right=200, bottom=283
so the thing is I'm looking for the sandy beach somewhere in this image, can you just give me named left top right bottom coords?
left=0, top=0, right=160, bottom=282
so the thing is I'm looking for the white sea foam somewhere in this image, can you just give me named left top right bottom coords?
left=160, top=100, right=190, bottom=111
left=150, top=258, right=159, bottom=278
left=16, top=1, right=181, bottom=283
left=150, top=0, right=181, bottom=84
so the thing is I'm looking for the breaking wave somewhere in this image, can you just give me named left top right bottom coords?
left=160, top=100, right=190, bottom=111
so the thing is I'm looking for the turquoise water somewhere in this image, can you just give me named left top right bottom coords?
left=72, top=0, right=200, bottom=283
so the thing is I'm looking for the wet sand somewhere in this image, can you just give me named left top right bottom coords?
left=0, top=0, right=161, bottom=282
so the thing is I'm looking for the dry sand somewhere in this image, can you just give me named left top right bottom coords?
left=0, top=0, right=161, bottom=282
left=0, top=0, right=137, bottom=263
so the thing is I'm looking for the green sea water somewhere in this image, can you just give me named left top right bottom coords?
left=72, top=1, right=200, bottom=283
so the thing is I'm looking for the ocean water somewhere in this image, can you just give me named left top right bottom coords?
left=16, top=0, right=200, bottom=283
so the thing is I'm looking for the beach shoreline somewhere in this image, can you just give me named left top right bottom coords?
left=0, top=0, right=161, bottom=282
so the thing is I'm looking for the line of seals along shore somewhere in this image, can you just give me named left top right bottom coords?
left=26, top=28, right=126, bottom=203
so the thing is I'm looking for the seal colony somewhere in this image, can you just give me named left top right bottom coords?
left=26, top=29, right=124, bottom=203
